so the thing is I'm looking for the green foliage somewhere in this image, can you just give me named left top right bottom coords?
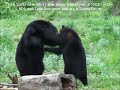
left=0, top=0, right=12, bottom=18
left=0, top=0, right=120, bottom=89
left=43, top=54, right=64, bottom=73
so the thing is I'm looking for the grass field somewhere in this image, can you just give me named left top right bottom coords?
left=0, top=3, right=120, bottom=89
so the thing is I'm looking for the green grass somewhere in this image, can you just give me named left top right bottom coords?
left=0, top=10, right=120, bottom=89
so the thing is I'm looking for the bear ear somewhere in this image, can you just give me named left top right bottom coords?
left=62, top=25, right=65, bottom=29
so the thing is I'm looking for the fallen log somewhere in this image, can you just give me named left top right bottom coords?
left=0, top=83, right=18, bottom=88
left=18, top=73, right=76, bottom=90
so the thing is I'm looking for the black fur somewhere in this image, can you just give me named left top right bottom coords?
left=45, top=25, right=88, bottom=85
left=15, top=20, right=61, bottom=76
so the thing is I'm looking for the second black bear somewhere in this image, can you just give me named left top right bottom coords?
left=15, top=20, right=61, bottom=76
left=45, top=25, right=88, bottom=86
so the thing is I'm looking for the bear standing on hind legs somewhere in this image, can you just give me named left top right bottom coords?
left=45, top=25, right=88, bottom=86
left=15, top=20, right=62, bottom=76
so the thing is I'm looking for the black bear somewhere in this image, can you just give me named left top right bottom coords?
left=45, top=25, right=88, bottom=86
left=15, top=20, right=61, bottom=76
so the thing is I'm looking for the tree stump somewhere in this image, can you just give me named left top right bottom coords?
left=18, top=73, right=76, bottom=90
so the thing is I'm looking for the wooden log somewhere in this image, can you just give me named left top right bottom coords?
left=18, top=73, right=76, bottom=90
left=0, top=83, right=18, bottom=87
left=0, top=86, right=18, bottom=90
